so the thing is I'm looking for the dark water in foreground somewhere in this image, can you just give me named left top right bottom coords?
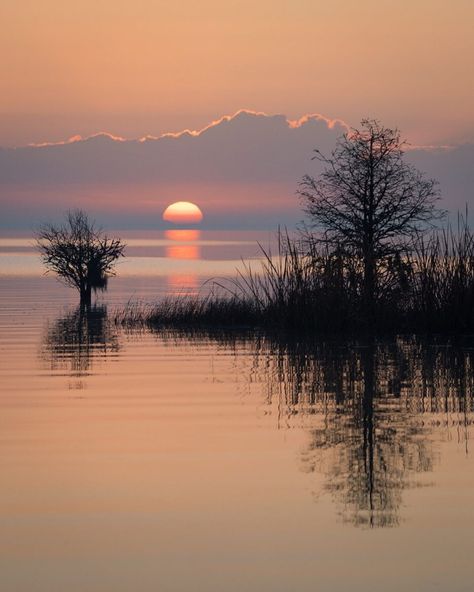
left=0, top=232, right=473, bottom=591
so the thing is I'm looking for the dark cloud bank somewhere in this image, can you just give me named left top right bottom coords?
left=1, top=111, right=473, bottom=229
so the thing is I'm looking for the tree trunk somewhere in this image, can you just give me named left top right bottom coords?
left=79, top=282, right=92, bottom=310
left=363, top=251, right=376, bottom=332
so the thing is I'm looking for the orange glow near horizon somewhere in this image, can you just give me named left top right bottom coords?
left=163, top=202, right=203, bottom=225
left=165, top=229, right=201, bottom=242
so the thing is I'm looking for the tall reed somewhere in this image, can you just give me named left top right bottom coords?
left=114, top=223, right=474, bottom=335
left=407, top=221, right=474, bottom=331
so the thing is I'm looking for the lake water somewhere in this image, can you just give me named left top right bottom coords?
left=0, top=230, right=473, bottom=592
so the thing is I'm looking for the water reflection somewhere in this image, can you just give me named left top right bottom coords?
left=40, top=314, right=474, bottom=527
left=42, top=305, right=120, bottom=375
left=165, top=229, right=201, bottom=260
left=166, top=273, right=200, bottom=293
left=165, top=229, right=201, bottom=293
left=271, top=338, right=473, bottom=527
left=160, top=331, right=473, bottom=528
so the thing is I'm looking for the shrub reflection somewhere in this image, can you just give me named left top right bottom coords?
left=43, top=305, right=120, bottom=374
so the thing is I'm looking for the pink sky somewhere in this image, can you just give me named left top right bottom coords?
left=1, top=0, right=473, bottom=147
left=1, top=2, right=473, bottom=229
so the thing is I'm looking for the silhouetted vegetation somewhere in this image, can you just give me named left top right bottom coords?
left=36, top=210, right=125, bottom=308
left=115, top=120, right=474, bottom=335
left=299, top=119, right=443, bottom=329
left=115, top=221, right=474, bottom=335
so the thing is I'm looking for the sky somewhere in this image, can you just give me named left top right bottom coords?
left=1, top=112, right=473, bottom=229
left=1, top=0, right=473, bottom=147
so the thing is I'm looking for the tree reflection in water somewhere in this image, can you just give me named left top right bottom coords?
left=264, top=337, right=473, bottom=528
left=160, top=330, right=473, bottom=528
left=43, top=305, right=120, bottom=375
left=43, top=315, right=474, bottom=527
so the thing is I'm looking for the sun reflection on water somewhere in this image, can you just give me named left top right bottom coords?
left=165, top=229, right=201, bottom=292
left=165, top=229, right=201, bottom=261
left=164, top=229, right=201, bottom=242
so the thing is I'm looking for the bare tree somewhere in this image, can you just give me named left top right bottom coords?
left=36, top=210, right=126, bottom=308
left=298, top=119, right=443, bottom=326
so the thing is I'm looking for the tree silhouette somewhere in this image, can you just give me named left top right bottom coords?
left=36, top=210, right=125, bottom=307
left=299, top=120, right=443, bottom=328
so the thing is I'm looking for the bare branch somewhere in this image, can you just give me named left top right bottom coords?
left=36, top=210, right=126, bottom=306
left=297, top=119, right=444, bottom=322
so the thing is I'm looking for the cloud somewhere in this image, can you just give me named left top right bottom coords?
left=27, top=132, right=127, bottom=148
left=0, top=111, right=472, bottom=229
left=0, top=110, right=347, bottom=186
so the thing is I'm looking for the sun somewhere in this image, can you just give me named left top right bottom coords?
left=162, top=201, right=203, bottom=225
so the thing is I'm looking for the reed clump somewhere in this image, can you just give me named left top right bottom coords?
left=114, top=223, right=474, bottom=335
left=406, top=222, right=474, bottom=332
left=114, top=295, right=260, bottom=330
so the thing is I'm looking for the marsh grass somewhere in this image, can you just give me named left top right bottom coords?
left=407, top=221, right=474, bottom=332
left=114, top=223, right=474, bottom=335
left=114, top=295, right=260, bottom=329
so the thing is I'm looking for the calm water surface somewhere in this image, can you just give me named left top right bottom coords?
left=0, top=231, right=473, bottom=591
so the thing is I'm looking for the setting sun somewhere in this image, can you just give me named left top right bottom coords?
left=162, top=201, right=203, bottom=225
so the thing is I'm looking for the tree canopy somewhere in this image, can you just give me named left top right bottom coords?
left=298, top=119, right=443, bottom=326
left=36, top=210, right=125, bottom=307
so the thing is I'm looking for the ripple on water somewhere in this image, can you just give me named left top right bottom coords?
left=0, top=270, right=474, bottom=592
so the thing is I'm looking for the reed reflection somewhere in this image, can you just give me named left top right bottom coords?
left=268, top=338, right=473, bottom=527
left=42, top=305, right=120, bottom=374
left=158, top=330, right=473, bottom=528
